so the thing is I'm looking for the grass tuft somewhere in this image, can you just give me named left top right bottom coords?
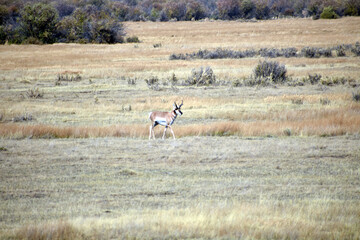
left=15, top=221, right=84, bottom=240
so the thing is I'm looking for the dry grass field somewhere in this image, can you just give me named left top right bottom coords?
left=0, top=17, right=360, bottom=239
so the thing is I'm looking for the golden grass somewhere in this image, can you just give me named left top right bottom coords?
left=9, top=200, right=359, bottom=239
left=0, top=123, right=147, bottom=138
left=1, top=18, right=359, bottom=80
left=13, top=221, right=83, bottom=240
left=1, top=104, right=359, bottom=138
left=126, top=18, right=360, bottom=49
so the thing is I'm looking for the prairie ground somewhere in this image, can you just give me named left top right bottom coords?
left=1, top=136, right=360, bottom=239
left=0, top=17, right=360, bottom=239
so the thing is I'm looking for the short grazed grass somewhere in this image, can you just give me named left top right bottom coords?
left=0, top=137, right=359, bottom=239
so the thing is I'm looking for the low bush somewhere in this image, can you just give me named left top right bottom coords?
left=352, top=91, right=360, bottom=102
left=55, top=73, right=82, bottom=86
left=145, top=76, right=161, bottom=91
left=320, top=76, right=348, bottom=86
left=186, top=66, right=216, bottom=86
left=291, top=99, right=303, bottom=104
left=153, top=43, right=162, bottom=48
left=169, top=53, right=186, bottom=60
left=126, top=36, right=140, bottom=43
left=169, top=73, right=178, bottom=86
left=169, top=48, right=257, bottom=60
left=351, top=42, right=360, bottom=56
left=233, top=76, right=271, bottom=87
left=306, top=74, right=322, bottom=85
left=57, top=73, right=82, bottom=82
left=253, top=60, right=287, bottom=83
left=170, top=43, right=360, bottom=61
left=335, top=45, right=346, bottom=57
left=301, top=47, right=321, bottom=58
left=24, top=88, right=44, bottom=99
left=281, top=48, right=298, bottom=58
left=320, top=98, right=331, bottom=105
left=12, top=113, right=33, bottom=122
left=127, top=77, right=137, bottom=85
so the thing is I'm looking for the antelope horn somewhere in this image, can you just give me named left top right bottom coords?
left=179, top=100, right=183, bottom=108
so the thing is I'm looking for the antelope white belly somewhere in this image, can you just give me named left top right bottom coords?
left=155, top=117, right=168, bottom=126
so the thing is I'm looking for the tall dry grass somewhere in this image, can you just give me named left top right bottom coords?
left=14, top=221, right=84, bottom=240
left=1, top=105, right=359, bottom=138
left=0, top=123, right=147, bottom=138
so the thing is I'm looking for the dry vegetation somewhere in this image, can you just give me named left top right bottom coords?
left=0, top=18, right=360, bottom=239
left=1, top=137, right=360, bottom=239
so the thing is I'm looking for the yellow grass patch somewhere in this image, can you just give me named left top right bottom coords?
left=1, top=104, right=359, bottom=138
left=9, top=200, right=360, bottom=239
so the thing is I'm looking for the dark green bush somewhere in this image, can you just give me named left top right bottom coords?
left=91, top=19, right=124, bottom=43
left=0, top=5, right=9, bottom=25
left=320, top=7, right=338, bottom=19
left=21, top=3, right=59, bottom=44
left=126, top=36, right=140, bottom=43
left=57, top=7, right=125, bottom=44
left=0, top=25, right=6, bottom=44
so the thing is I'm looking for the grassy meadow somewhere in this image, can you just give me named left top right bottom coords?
left=0, top=17, right=360, bottom=239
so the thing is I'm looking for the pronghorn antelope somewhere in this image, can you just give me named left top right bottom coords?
left=149, top=101, right=183, bottom=139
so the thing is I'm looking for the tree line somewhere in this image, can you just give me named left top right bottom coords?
left=1, top=0, right=359, bottom=44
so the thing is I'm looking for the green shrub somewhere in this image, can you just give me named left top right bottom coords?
left=0, top=5, right=9, bottom=25
left=0, top=25, right=6, bottom=44
left=21, top=3, right=59, bottom=44
left=320, top=7, right=338, bottom=19
left=22, top=37, right=43, bottom=44
left=57, top=7, right=125, bottom=44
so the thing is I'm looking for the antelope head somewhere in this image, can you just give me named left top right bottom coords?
left=173, top=100, right=183, bottom=116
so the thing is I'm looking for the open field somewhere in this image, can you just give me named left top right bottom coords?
left=1, top=136, right=360, bottom=239
left=1, top=18, right=360, bottom=81
left=0, top=17, right=360, bottom=239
